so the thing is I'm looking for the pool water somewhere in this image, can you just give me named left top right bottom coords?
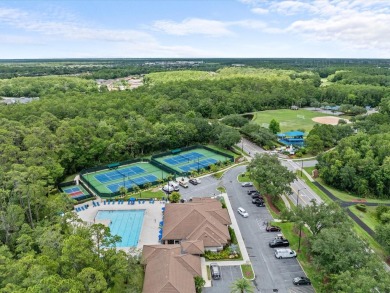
left=95, top=210, right=145, bottom=247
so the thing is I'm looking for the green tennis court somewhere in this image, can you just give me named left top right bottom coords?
left=83, top=162, right=167, bottom=194
left=153, top=147, right=231, bottom=174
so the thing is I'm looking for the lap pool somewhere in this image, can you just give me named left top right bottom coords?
left=95, top=210, right=145, bottom=247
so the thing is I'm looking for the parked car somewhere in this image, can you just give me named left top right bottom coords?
left=241, top=182, right=253, bottom=187
left=266, top=225, right=281, bottom=232
left=269, top=238, right=290, bottom=248
left=178, top=180, right=188, bottom=188
left=252, top=198, right=264, bottom=204
left=274, top=248, right=297, bottom=259
left=210, top=263, right=221, bottom=280
left=293, top=277, right=311, bottom=285
left=189, top=179, right=198, bottom=185
left=251, top=194, right=263, bottom=199
left=237, top=207, right=249, bottom=218
left=247, top=190, right=259, bottom=195
left=256, top=202, right=265, bottom=207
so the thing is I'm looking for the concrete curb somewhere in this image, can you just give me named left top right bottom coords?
left=240, top=263, right=256, bottom=281
left=221, top=193, right=251, bottom=262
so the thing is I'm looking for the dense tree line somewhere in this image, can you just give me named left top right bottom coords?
left=305, top=123, right=354, bottom=155
left=286, top=202, right=390, bottom=292
left=317, top=99, right=390, bottom=198
left=0, top=64, right=389, bottom=290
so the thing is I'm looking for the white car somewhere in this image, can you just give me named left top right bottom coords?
left=274, top=248, right=297, bottom=259
left=241, top=182, right=253, bottom=187
left=237, top=207, right=249, bottom=217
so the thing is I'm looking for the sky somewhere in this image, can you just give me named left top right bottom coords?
left=0, top=0, right=389, bottom=59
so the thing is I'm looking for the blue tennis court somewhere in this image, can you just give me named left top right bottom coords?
left=164, top=151, right=204, bottom=166
left=179, top=158, right=218, bottom=172
left=106, top=174, right=158, bottom=192
left=94, top=166, right=146, bottom=183
left=62, top=185, right=90, bottom=200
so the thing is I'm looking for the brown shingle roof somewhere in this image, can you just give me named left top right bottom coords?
left=142, top=245, right=201, bottom=293
left=162, top=199, right=231, bottom=248
left=181, top=240, right=204, bottom=255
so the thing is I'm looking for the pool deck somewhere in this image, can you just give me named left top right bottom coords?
left=75, top=199, right=165, bottom=253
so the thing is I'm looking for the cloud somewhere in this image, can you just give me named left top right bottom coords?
left=0, top=6, right=154, bottom=44
left=288, top=11, right=390, bottom=50
left=251, top=7, right=268, bottom=15
left=151, top=18, right=268, bottom=36
left=151, top=18, right=232, bottom=36
left=239, top=0, right=390, bottom=52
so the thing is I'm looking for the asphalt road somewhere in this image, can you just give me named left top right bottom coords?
left=181, top=165, right=314, bottom=293
left=238, top=138, right=323, bottom=207
left=222, top=166, right=314, bottom=293
left=204, top=266, right=242, bottom=293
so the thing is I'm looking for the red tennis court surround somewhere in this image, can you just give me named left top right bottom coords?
left=70, top=191, right=83, bottom=197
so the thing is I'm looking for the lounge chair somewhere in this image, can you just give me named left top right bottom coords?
left=104, top=200, right=106, bottom=205
left=81, top=207, right=85, bottom=211
left=92, top=202, right=96, bottom=207
left=97, top=202, right=100, bottom=206
left=142, top=200, right=145, bottom=204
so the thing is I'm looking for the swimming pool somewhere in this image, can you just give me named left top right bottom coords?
left=95, top=210, right=145, bottom=247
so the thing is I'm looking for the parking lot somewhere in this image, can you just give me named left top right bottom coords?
left=204, top=266, right=242, bottom=293
left=174, top=166, right=314, bottom=293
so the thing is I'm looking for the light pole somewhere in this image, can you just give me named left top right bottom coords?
left=241, top=139, right=244, bottom=153
left=301, top=159, right=304, bottom=177
left=296, top=187, right=306, bottom=252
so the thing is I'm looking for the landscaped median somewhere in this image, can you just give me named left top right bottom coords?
left=241, top=263, right=255, bottom=280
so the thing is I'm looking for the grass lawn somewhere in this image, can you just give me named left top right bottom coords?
left=237, top=172, right=251, bottom=183
left=206, top=265, right=211, bottom=280
left=349, top=205, right=381, bottom=230
left=206, top=144, right=239, bottom=159
left=62, top=173, right=78, bottom=183
left=252, top=109, right=336, bottom=133
left=303, top=166, right=316, bottom=175
left=241, top=264, right=254, bottom=280
left=349, top=212, right=387, bottom=260
left=316, top=177, right=390, bottom=204
left=125, top=189, right=165, bottom=200
left=217, top=186, right=226, bottom=193
left=278, top=222, right=322, bottom=291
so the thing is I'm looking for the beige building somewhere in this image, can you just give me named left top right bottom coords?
left=161, top=198, right=231, bottom=252
left=142, top=244, right=202, bottom=293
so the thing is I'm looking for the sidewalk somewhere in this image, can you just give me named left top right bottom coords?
left=221, top=193, right=250, bottom=263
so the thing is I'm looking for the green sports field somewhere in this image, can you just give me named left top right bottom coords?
left=252, top=109, right=336, bottom=133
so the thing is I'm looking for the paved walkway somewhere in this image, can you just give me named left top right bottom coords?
left=220, top=193, right=250, bottom=263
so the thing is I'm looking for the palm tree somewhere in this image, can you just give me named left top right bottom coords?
left=230, top=278, right=254, bottom=293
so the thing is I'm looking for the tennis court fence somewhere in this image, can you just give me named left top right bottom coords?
left=151, top=145, right=234, bottom=176
left=79, top=158, right=177, bottom=198
left=58, top=180, right=93, bottom=202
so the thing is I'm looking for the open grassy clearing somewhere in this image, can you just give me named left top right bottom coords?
left=145, top=67, right=306, bottom=84
left=252, top=109, right=336, bottom=133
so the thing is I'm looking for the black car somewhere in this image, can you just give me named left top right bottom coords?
left=256, top=202, right=265, bottom=207
left=252, top=198, right=264, bottom=204
left=266, top=225, right=281, bottom=232
left=293, top=277, right=311, bottom=285
left=247, top=190, right=259, bottom=195
left=269, top=238, right=290, bottom=248
left=189, top=179, right=198, bottom=185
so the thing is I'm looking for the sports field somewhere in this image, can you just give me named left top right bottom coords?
left=252, top=109, right=336, bottom=133
left=153, top=148, right=231, bottom=174
left=83, top=162, right=166, bottom=194
left=61, top=184, right=90, bottom=201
